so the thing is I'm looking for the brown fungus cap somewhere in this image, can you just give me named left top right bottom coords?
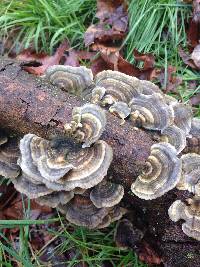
left=177, top=153, right=200, bottom=196
left=58, top=194, right=110, bottom=229
left=168, top=198, right=200, bottom=241
left=171, top=102, right=192, bottom=135
left=36, top=191, right=74, bottom=208
left=45, top=140, right=113, bottom=191
left=90, top=180, right=124, bottom=208
left=94, top=70, right=141, bottom=104
left=161, top=124, right=186, bottom=154
left=0, top=137, right=20, bottom=179
left=65, top=103, right=106, bottom=148
left=97, top=206, right=127, bottom=229
left=131, top=142, right=181, bottom=200
left=12, top=174, right=53, bottom=199
left=45, top=65, right=94, bottom=96
left=129, top=93, right=174, bottom=130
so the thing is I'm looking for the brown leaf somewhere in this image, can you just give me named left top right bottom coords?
left=84, top=0, right=128, bottom=46
left=179, top=47, right=199, bottom=69
left=17, top=40, right=69, bottom=75
left=2, top=194, right=52, bottom=220
left=91, top=44, right=155, bottom=79
left=187, top=1, right=200, bottom=48
left=138, top=241, right=162, bottom=265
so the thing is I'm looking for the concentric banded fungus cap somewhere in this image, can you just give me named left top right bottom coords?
left=58, top=195, right=109, bottom=229
left=0, top=137, right=20, bottom=178
left=139, top=80, right=162, bottom=95
left=94, top=70, right=141, bottom=104
left=109, top=101, right=131, bottom=121
left=45, top=65, right=93, bottom=96
left=45, top=140, right=113, bottom=191
left=171, top=102, right=192, bottom=135
left=18, top=134, right=79, bottom=184
left=190, top=118, right=200, bottom=136
left=97, top=207, right=127, bottom=229
left=161, top=125, right=186, bottom=154
left=65, top=103, right=106, bottom=148
left=131, top=142, right=181, bottom=200
left=12, top=174, right=52, bottom=199
left=90, top=180, right=124, bottom=208
left=168, top=198, right=200, bottom=241
left=177, top=153, right=200, bottom=196
left=36, top=191, right=74, bottom=208
left=129, top=93, right=174, bottom=130
left=91, top=86, right=106, bottom=104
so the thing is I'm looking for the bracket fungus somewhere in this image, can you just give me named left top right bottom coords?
left=109, top=101, right=131, bottom=122
left=17, top=133, right=113, bottom=192
left=176, top=153, right=200, bottom=196
left=131, top=142, right=181, bottom=200
left=58, top=194, right=110, bottom=229
left=0, top=136, right=20, bottom=179
left=64, top=103, right=106, bottom=148
left=94, top=70, right=141, bottom=105
left=168, top=198, right=200, bottom=241
left=36, top=191, right=74, bottom=208
left=90, top=180, right=124, bottom=208
left=170, top=102, right=192, bottom=135
left=45, top=65, right=94, bottom=96
left=129, top=93, right=174, bottom=130
left=58, top=194, right=126, bottom=229
left=160, top=125, right=186, bottom=154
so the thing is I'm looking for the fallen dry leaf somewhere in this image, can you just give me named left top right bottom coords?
left=17, top=40, right=68, bottom=75
left=138, top=241, right=162, bottom=265
left=179, top=46, right=199, bottom=69
left=91, top=44, right=155, bottom=79
left=2, top=193, right=52, bottom=220
left=84, top=0, right=128, bottom=46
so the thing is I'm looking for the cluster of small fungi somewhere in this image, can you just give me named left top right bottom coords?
left=1, top=65, right=200, bottom=240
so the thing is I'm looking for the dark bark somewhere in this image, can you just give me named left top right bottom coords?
left=0, top=58, right=200, bottom=267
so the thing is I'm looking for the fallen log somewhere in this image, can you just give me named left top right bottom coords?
left=0, top=58, right=199, bottom=267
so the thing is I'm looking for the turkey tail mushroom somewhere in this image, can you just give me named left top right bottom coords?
left=131, top=142, right=181, bottom=200
left=45, top=65, right=94, bottom=96
left=168, top=198, right=200, bottom=241
left=176, top=153, right=200, bottom=196
left=129, top=93, right=174, bottom=130
left=64, top=103, right=106, bottom=148
left=170, top=102, right=192, bottom=135
left=160, top=125, right=186, bottom=154
left=58, top=194, right=110, bottom=229
left=94, top=70, right=141, bottom=105
left=0, top=136, right=20, bottom=179
left=90, top=180, right=124, bottom=208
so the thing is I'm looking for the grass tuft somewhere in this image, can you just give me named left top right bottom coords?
left=0, top=0, right=96, bottom=53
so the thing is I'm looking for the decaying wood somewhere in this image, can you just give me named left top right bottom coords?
left=0, top=58, right=200, bottom=267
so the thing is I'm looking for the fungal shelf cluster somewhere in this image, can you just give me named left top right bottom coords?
left=0, top=65, right=200, bottom=241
